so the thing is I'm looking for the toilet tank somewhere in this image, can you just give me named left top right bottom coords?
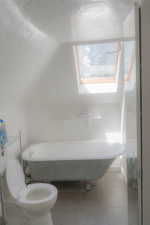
left=6, top=159, right=26, bottom=199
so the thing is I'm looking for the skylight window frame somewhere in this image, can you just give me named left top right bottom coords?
left=124, top=44, right=135, bottom=82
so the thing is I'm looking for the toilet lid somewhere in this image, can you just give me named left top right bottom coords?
left=6, top=159, right=26, bottom=199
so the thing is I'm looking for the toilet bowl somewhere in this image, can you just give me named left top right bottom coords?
left=6, top=156, right=57, bottom=225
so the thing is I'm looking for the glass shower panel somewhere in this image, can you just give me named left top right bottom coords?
left=123, top=5, right=141, bottom=225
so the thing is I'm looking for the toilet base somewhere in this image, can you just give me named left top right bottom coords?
left=25, top=212, right=53, bottom=225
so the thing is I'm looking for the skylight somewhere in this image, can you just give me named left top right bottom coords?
left=74, top=41, right=122, bottom=94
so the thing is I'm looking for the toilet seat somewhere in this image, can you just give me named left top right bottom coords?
left=18, top=183, right=57, bottom=204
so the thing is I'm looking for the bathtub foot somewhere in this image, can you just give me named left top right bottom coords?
left=83, top=182, right=95, bottom=192
left=85, top=183, right=93, bottom=191
left=25, top=176, right=32, bottom=185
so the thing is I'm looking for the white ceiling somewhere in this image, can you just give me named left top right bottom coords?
left=11, top=0, right=134, bottom=42
left=15, top=0, right=133, bottom=22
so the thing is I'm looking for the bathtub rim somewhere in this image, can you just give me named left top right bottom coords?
left=22, top=140, right=125, bottom=162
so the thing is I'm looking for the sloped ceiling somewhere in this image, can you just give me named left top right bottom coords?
left=11, top=0, right=135, bottom=42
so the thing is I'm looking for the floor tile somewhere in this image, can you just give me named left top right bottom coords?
left=0, top=171, right=139, bottom=225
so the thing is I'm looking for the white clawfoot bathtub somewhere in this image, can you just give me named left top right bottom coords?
left=22, top=141, right=124, bottom=182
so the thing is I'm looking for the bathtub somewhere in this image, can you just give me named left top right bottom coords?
left=22, top=141, right=124, bottom=182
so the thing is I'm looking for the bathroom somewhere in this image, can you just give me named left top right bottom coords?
left=0, top=0, right=141, bottom=225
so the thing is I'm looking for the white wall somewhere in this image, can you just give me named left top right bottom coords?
left=123, top=7, right=137, bottom=142
left=0, top=0, right=126, bottom=146
left=0, top=0, right=57, bottom=146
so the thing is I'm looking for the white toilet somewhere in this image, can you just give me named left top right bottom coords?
left=5, top=145, right=58, bottom=225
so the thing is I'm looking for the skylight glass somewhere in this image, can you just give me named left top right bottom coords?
left=78, top=42, right=119, bottom=80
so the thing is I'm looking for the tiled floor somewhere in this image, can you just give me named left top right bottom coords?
left=52, top=171, right=138, bottom=225
left=1, top=171, right=138, bottom=225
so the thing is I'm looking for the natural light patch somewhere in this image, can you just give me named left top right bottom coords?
left=106, top=132, right=122, bottom=144
left=79, top=83, right=117, bottom=94
left=78, top=2, right=110, bottom=18
left=74, top=41, right=121, bottom=94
